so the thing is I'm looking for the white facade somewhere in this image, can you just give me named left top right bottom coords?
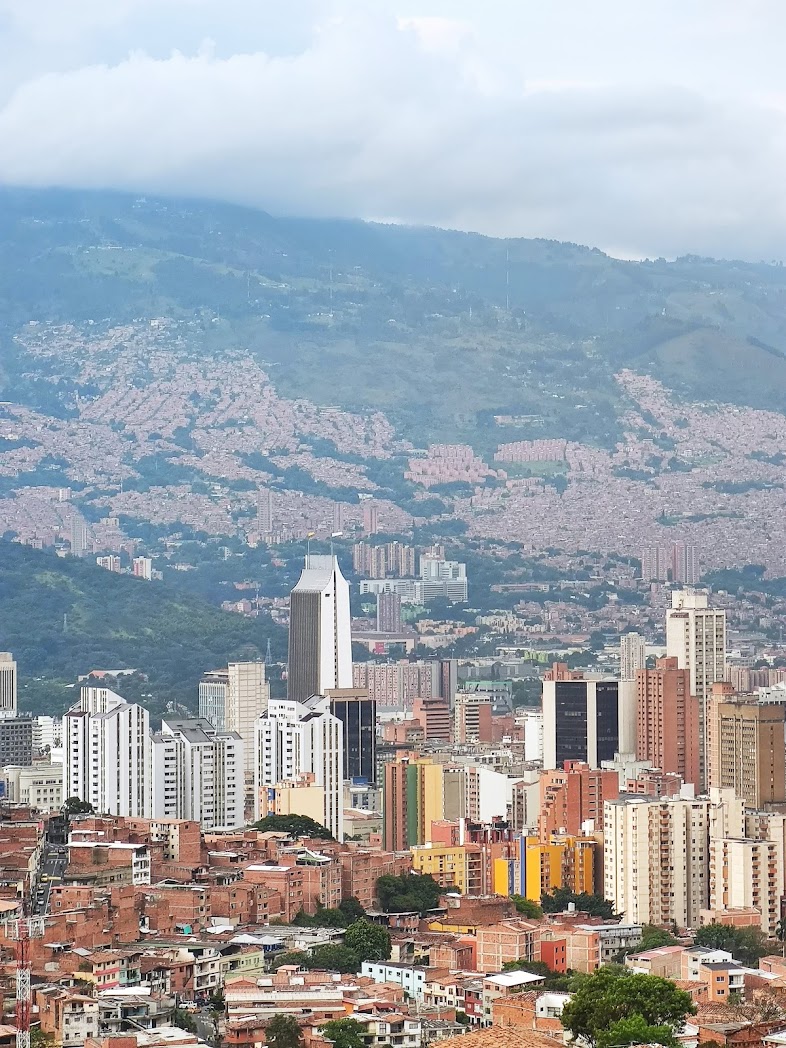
left=33, top=715, right=62, bottom=754
left=199, top=671, right=229, bottom=731
left=288, top=555, right=353, bottom=702
left=666, top=588, right=726, bottom=786
left=0, top=653, right=17, bottom=716
left=254, top=696, right=344, bottom=839
left=604, top=793, right=710, bottom=930
left=152, top=718, right=244, bottom=830
left=2, top=762, right=63, bottom=809
left=132, top=557, right=153, bottom=580
left=709, top=836, right=782, bottom=937
left=65, top=687, right=151, bottom=817
left=522, top=710, right=543, bottom=763
left=542, top=678, right=636, bottom=770
left=227, top=662, right=269, bottom=775
left=619, top=632, right=647, bottom=680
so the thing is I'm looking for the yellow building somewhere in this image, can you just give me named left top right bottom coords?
left=265, top=773, right=326, bottom=826
left=492, top=834, right=597, bottom=901
left=410, top=843, right=483, bottom=894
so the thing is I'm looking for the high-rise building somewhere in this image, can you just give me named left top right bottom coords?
left=198, top=669, right=229, bottom=732
left=709, top=835, right=782, bottom=937
left=254, top=696, right=344, bottom=839
left=666, top=589, right=727, bottom=788
left=604, top=793, right=710, bottom=929
left=619, top=632, right=647, bottom=679
left=363, top=504, right=379, bottom=536
left=641, top=543, right=700, bottom=584
left=418, top=558, right=468, bottom=603
left=383, top=755, right=444, bottom=851
left=538, top=761, right=620, bottom=839
left=70, top=518, right=88, bottom=557
left=65, top=687, right=151, bottom=817
left=353, top=660, right=440, bottom=711
left=707, top=688, right=786, bottom=807
left=151, top=718, right=244, bottom=829
left=0, top=717, right=33, bottom=766
left=0, top=653, right=17, bottom=716
left=96, top=556, right=121, bottom=573
left=288, top=555, right=352, bottom=703
left=377, top=592, right=402, bottom=633
left=412, top=695, right=452, bottom=743
left=542, top=676, right=636, bottom=770
left=227, top=662, right=269, bottom=775
left=636, top=657, right=700, bottom=786
left=257, top=488, right=274, bottom=534
left=454, top=691, right=493, bottom=744
left=132, top=557, right=152, bottom=580
left=327, top=688, right=376, bottom=783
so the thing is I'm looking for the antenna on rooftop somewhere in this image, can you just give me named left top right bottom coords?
left=265, top=638, right=273, bottom=666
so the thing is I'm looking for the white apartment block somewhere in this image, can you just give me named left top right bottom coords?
left=709, top=836, right=782, bottom=937
left=666, top=588, right=727, bottom=786
left=619, top=632, right=647, bottom=680
left=0, top=653, right=17, bottom=716
left=151, top=719, right=244, bottom=830
left=65, top=687, right=151, bottom=817
left=254, top=695, right=344, bottom=840
left=604, top=793, right=710, bottom=930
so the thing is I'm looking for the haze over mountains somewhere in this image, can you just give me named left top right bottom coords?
left=3, top=188, right=786, bottom=574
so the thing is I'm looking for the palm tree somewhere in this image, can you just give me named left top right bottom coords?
left=775, top=916, right=786, bottom=958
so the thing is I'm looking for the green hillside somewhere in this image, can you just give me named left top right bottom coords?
left=3, top=188, right=786, bottom=447
left=0, top=542, right=285, bottom=719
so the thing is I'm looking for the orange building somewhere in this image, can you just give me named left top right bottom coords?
left=636, top=658, right=700, bottom=786
left=538, top=761, right=618, bottom=839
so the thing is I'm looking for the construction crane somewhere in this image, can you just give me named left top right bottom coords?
left=3, top=917, right=44, bottom=1048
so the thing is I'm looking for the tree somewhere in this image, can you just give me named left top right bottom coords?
left=338, top=896, right=366, bottom=924
left=615, top=924, right=679, bottom=960
left=171, top=1008, right=197, bottom=1034
left=320, top=1018, right=367, bottom=1048
left=776, top=917, right=786, bottom=958
left=265, top=1014, right=303, bottom=1048
left=693, top=923, right=768, bottom=968
left=63, top=796, right=94, bottom=816
left=376, top=873, right=446, bottom=915
left=308, top=945, right=363, bottom=974
left=501, top=959, right=572, bottom=992
left=597, top=1015, right=678, bottom=1048
left=511, top=895, right=543, bottom=919
left=272, top=950, right=309, bottom=969
left=560, top=967, right=695, bottom=1048
left=344, top=919, right=392, bottom=963
left=251, top=814, right=334, bottom=840
left=31, top=1031, right=56, bottom=1048
left=541, top=888, right=618, bottom=920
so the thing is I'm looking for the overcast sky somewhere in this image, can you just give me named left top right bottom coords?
left=1, top=0, right=784, bottom=260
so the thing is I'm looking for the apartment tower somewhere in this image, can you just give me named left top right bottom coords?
left=666, top=589, right=726, bottom=788
left=636, top=657, right=700, bottom=787
left=288, top=555, right=352, bottom=703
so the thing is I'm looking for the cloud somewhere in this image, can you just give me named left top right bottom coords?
left=0, top=2, right=785, bottom=259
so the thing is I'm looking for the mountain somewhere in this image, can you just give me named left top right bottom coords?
left=0, top=542, right=284, bottom=719
left=3, top=187, right=786, bottom=449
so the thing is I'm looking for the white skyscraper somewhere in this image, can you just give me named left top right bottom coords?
left=65, top=687, right=151, bottom=817
left=619, top=632, right=647, bottom=680
left=254, top=695, right=344, bottom=839
left=666, top=588, right=726, bottom=787
left=288, top=556, right=352, bottom=702
left=151, top=718, right=244, bottom=830
left=0, top=654, right=17, bottom=716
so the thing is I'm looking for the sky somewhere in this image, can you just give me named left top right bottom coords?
left=0, top=0, right=785, bottom=260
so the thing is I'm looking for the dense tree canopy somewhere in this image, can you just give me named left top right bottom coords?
left=251, top=814, right=334, bottom=840
left=320, top=1019, right=367, bottom=1048
left=343, top=920, right=392, bottom=963
left=693, top=923, right=768, bottom=968
left=561, top=967, right=695, bottom=1048
left=541, top=888, right=618, bottom=920
left=265, top=1014, right=303, bottom=1048
left=376, top=873, right=448, bottom=914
